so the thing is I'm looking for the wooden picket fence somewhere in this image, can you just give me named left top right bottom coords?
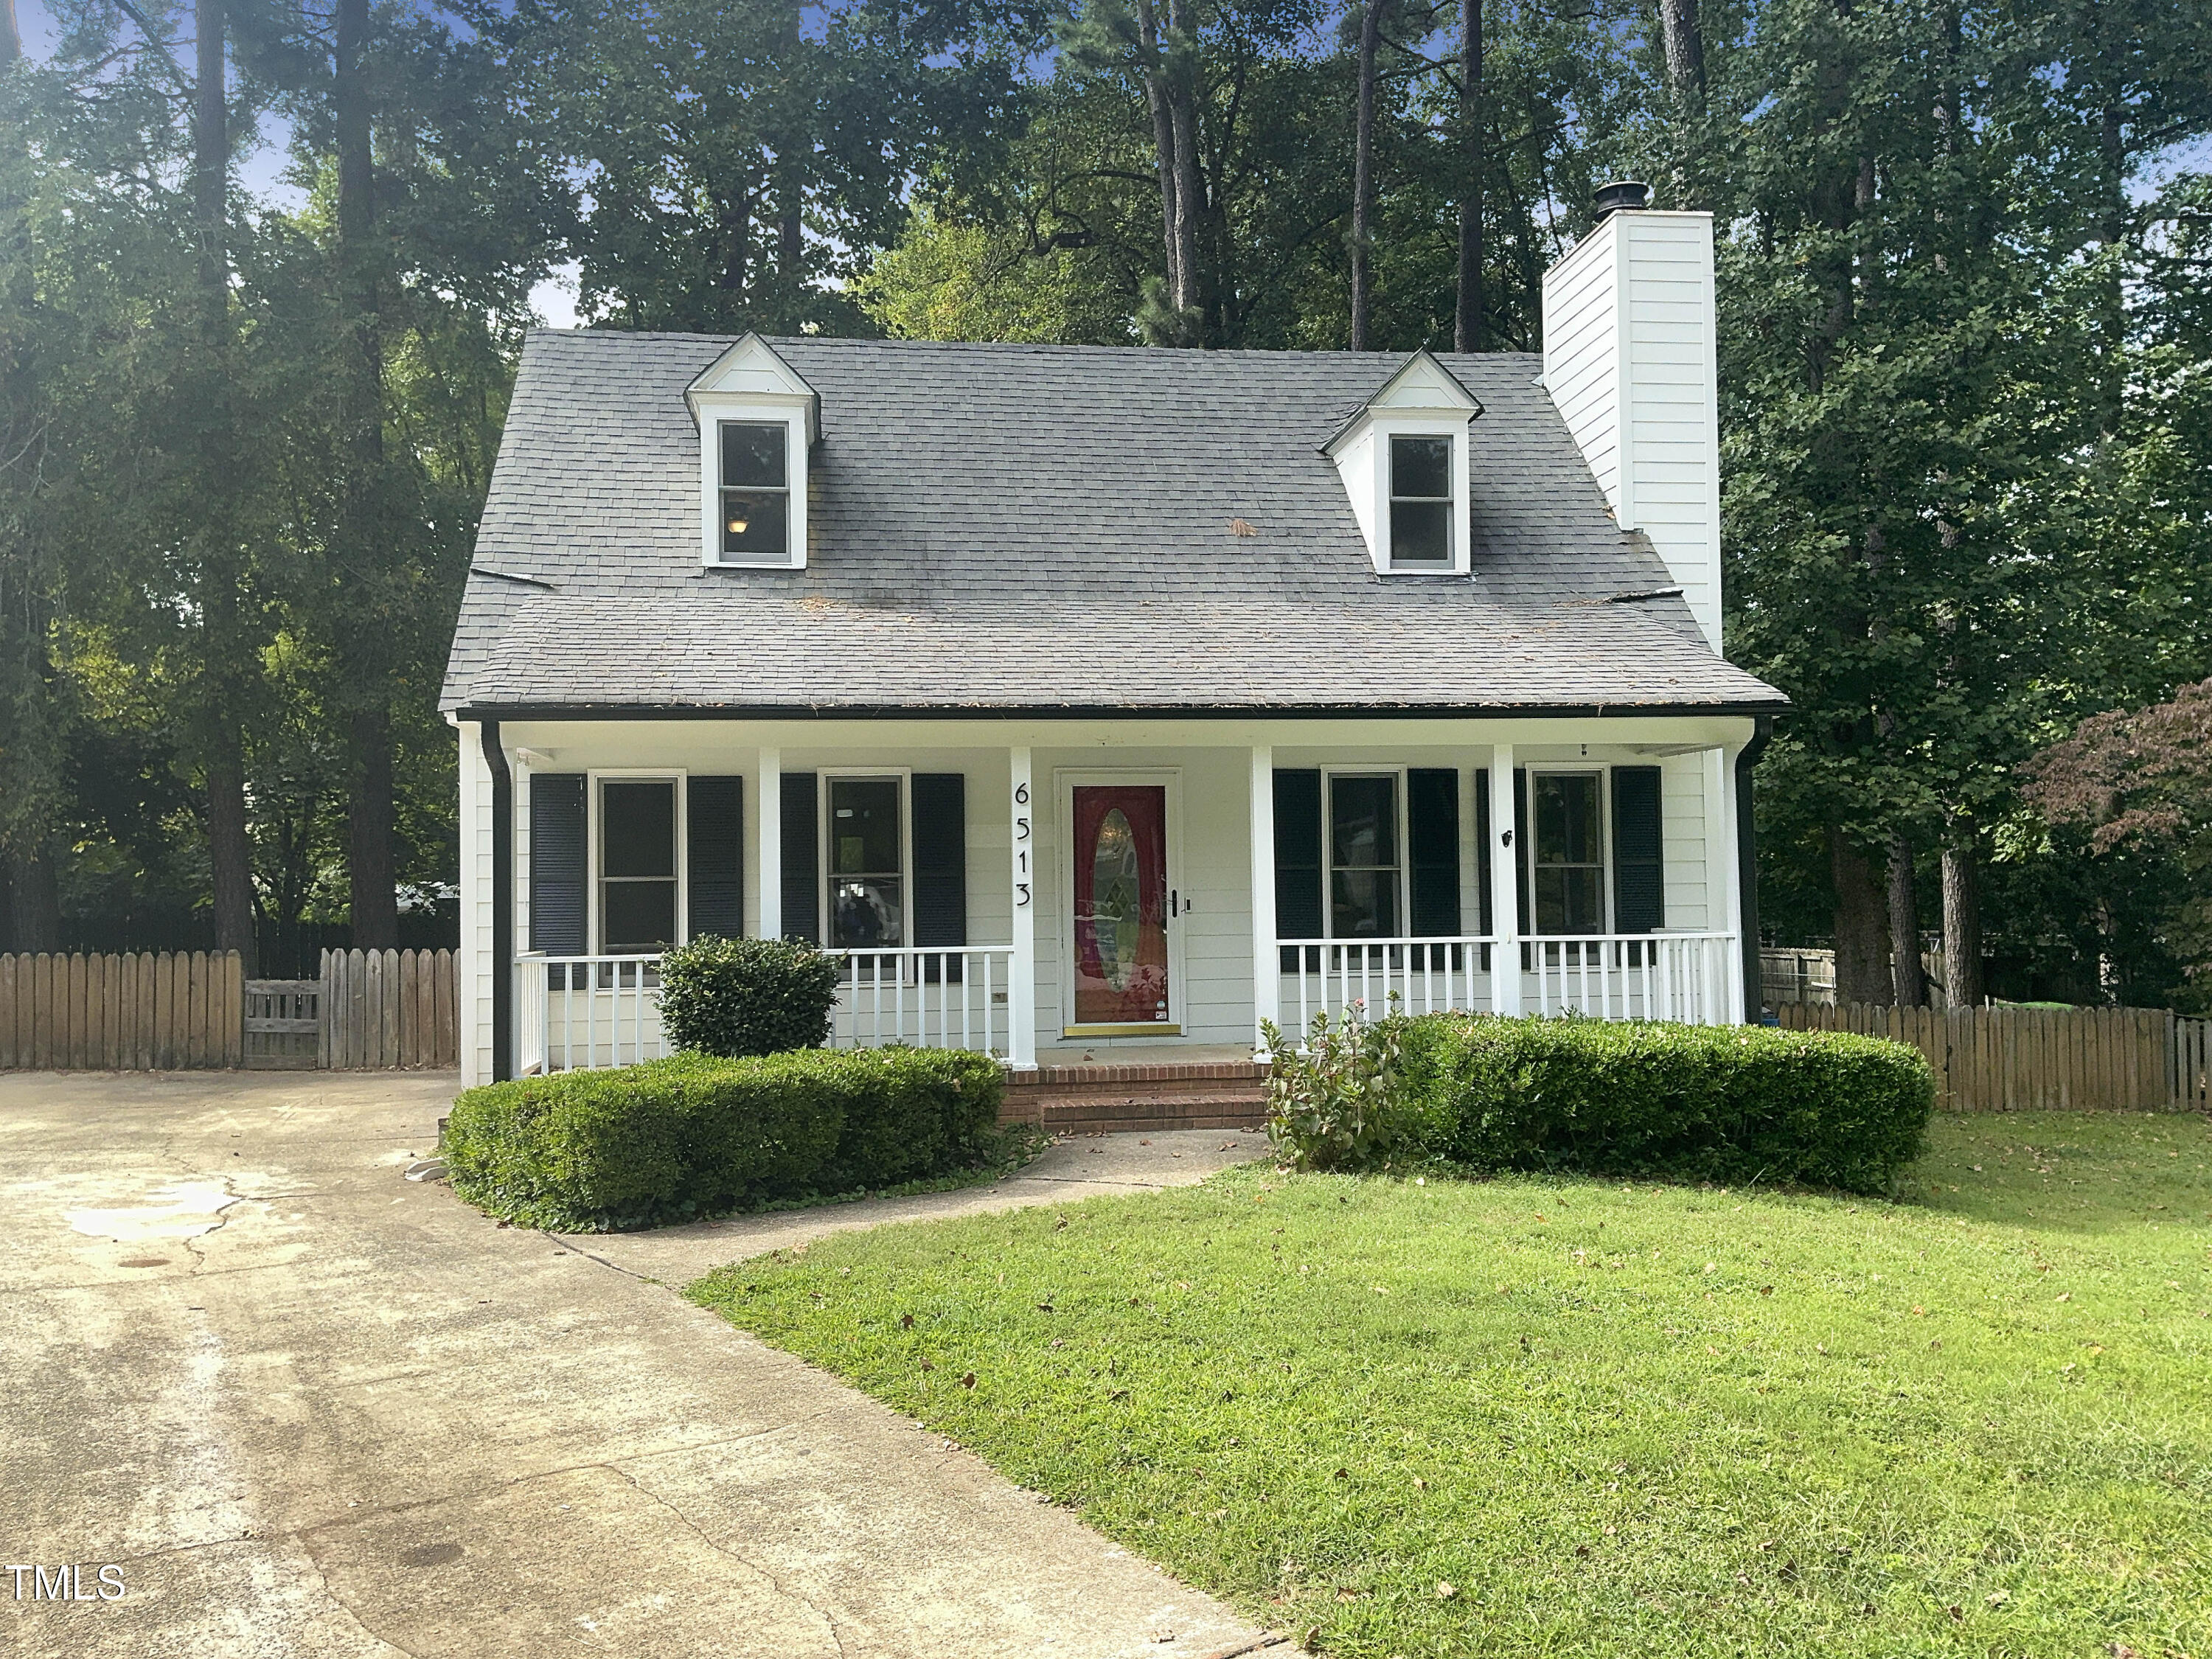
left=319, top=948, right=459, bottom=1069
left=1775, top=1001, right=2209, bottom=1112
left=0, top=951, right=245, bottom=1070
left=0, top=947, right=456, bottom=1071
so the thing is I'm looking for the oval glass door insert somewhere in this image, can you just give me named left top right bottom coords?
left=1091, top=808, right=1141, bottom=991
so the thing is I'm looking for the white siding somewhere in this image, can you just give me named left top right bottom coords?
left=457, top=723, right=495, bottom=1086
left=1543, top=210, right=1724, bottom=650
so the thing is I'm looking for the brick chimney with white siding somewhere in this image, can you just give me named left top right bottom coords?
left=1540, top=185, right=1725, bottom=651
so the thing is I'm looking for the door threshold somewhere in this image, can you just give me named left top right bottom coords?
left=1062, top=1023, right=1184, bottom=1039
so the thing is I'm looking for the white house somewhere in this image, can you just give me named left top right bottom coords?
left=443, top=188, right=1787, bottom=1087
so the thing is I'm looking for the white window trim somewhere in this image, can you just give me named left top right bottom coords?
left=588, top=769, right=689, bottom=956
left=1382, top=431, right=1461, bottom=573
left=817, top=767, right=913, bottom=955
left=1321, top=765, right=1411, bottom=941
left=696, top=400, right=810, bottom=570
left=1523, top=765, right=1612, bottom=937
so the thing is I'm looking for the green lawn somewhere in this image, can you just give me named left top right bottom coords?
left=689, top=1113, right=2212, bottom=1657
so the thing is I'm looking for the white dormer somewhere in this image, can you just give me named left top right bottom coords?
left=1324, top=350, right=1482, bottom=577
left=685, top=335, right=821, bottom=570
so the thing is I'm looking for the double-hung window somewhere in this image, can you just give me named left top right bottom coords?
left=599, top=779, right=678, bottom=953
left=1328, top=773, right=1401, bottom=940
left=826, top=777, right=904, bottom=951
left=719, top=421, right=790, bottom=563
left=1529, top=772, right=1605, bottom=935
left=1388, top=435, right=1453, bottom=568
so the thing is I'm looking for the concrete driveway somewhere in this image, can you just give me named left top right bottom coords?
left=1, top=1070, right=1273, bottom=1658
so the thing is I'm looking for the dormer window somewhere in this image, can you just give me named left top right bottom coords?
left=1388, top=436, right=1453, bottom=566
left=686, top=333, right=818, bottom=571
left=720, top=421, right=790, bottom=561
left=1322, top=349, right=1481, bottom=577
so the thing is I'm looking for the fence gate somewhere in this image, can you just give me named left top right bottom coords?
left=244, top=980, right=323, bottom=1069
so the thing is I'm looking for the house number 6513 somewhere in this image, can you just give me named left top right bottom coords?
left=1013, top=782, right=1032, bottom=905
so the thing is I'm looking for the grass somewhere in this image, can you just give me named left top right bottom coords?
left=689, top=1113, right=2212, bottom=1657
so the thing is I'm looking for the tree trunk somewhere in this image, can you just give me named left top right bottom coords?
left=205, top=731, right=257, bottom=972
left=1941, top=827, right=1983, bottom=1009
left=714, top=175, right=754, bottom=298
left=1887, top=834, right=1924, bottom=1006
left=347, top=706, right=399, bottom=950
left=1349, top=0, right=1381, bottom=350
left=1135, top=0, right=1183, bottom=321
left=6, top=846, right=60, bottom=953
left=194, top=0, right=256, bottom=973
left=1453, top=0, right=1482, bottom=353
left=194, top=0, right=226, bottom=269
left=1829, top=828, right=1889, bottom=1004
left=1165, top=0, right=1203, bottom=329
left=1657, top=0, right=1704, bottom=104
left=778, top=172, right=802, bottom=288
left=333, top=0, right=400, bottom=956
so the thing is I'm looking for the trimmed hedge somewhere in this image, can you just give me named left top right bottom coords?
left=656, top=935, right=843, bottom=1058
left=444, top=1047, right=1005, bottom=1230
left=1399, top=1015, right=1935, bottom=1194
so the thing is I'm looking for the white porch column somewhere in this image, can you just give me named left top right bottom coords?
left=757, top=746, right=781, bottom=939
left=1249, top=745, right=1279, bottom=1055
left=1009, top=745, right=1037, bottom=1069
left=1717, top=743, right=1747, bottom=1023
left=1489, top=745, right=1522, bottom=1016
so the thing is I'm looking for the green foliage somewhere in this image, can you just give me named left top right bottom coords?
left=694, top=1112, right=2212, bottom=1658
left=1399, top=1015, right=1935, bottom=1194
left=1259, top=998, right=1416, bottom=1172
left=657, top=934, right=843, bottom=1057
left=443, top=1046, right=1007, bottom=1230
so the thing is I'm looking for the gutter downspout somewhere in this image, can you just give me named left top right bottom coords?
left=1736, top=717, right=1773, bottom=1023
left=481, top=720, right=514, bottom=1081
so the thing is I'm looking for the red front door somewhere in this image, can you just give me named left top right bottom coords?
left=1071, top=785, right=1171, bottom=1027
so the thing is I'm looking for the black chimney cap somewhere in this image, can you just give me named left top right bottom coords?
left=1591, top=180, right=1650, bottom=220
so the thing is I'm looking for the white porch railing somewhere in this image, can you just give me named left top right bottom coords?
left=515, top=945, right=1018, bottom=1074
left=1524, top=932, right=1736, bottom=1024
left=517, top=954, right=671, bottom=1074
left=830, top=947, right=1015, bottom=1055
left=1279, top=937, right=1496, bottom=1029
left=1276, top=931, right=1739, bottom=1031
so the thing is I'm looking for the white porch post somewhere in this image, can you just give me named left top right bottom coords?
left=1009, top=745, right=1037, bottom=1068
left=1717, top=743, right=1747, bottom=1023
left=757, top=746, right=781, bottom=940
left=1249, top=745, right=1279, bottom=1056
left=1489, top=745, right=1522, bottom=1016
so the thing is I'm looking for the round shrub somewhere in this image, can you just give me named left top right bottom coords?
left=657, top=935, right=841, bottom=1057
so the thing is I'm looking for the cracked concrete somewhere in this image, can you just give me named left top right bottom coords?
left=0, top=1071, right=1273, bottom=1658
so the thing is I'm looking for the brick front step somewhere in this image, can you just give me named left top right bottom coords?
left=1000, top=1060, right=1273, bottom=1133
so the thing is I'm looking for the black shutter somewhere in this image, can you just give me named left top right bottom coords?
left=529, top=773, right=587, bottom=956
left=687, top=776, right=744, bottom=941
left=1474, top=769, right=1492, bottom=937
left=780, top=771, right=818, bottom=943
left=1612, top=765, right=1665, bottom=933
left=911, top=773, right=967, bottom=979
left=1407, top=769, right=1461, bottom=937
left=1514, top=767, right=1531, bottom=936
left=1273, top=769, right=1324, bottom=971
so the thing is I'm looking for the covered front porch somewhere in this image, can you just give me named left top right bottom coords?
left=457, top=714, right=1761, bottom=1085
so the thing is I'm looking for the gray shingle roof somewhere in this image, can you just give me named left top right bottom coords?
left=442, top=333, right=1787, bottom=717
